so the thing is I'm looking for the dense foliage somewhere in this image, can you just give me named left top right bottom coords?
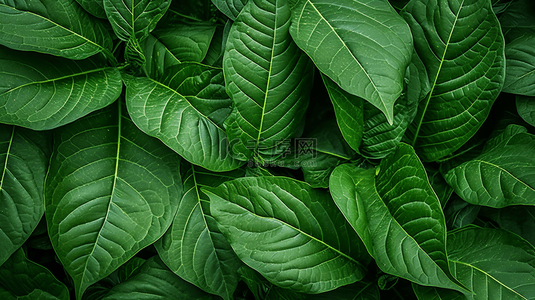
left=0, top=0, right=534, bottom=299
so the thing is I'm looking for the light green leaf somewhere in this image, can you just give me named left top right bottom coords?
left=103, top=0, right=171, bottom=41
left=288, top=0, right=413, bottom=124
left=0, top=0, right=113, bottom=60
left=156, top=164, right=244, bottom=300
left=503, top=28, right=535, bottom=96
left=142, top=23, right=217, bottom=79
left=330, top=143, right=467, bottom=293
left=124, top=63, right=243, bottom=171
left=516, top=96, right=535, bottom=127
left=211, top=0, right=248, bottom=20
left=45, top=102, right=182, bottom=300
left=448, top=227, right=535, bottom=300
left=0, top=124, right=49, bottom=267
left=101, top=256, right=215, bottom=300
left=0, top=249, right=69, bottom=300
left=322, top=74, right=364, bottom=153
left=223, top=0, right=314, bottom=161
left=0, top=46, right=122, bottom=130
left=402, top=0, right=505, bottom=161
left=206, top=176, right=370, bottom=294
left=445, top=124, right=535, bottom=208
left=75, top=0, right=106, bottom=19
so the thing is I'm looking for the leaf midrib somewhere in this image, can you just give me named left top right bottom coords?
left=0, top=126, right=15, bottom=192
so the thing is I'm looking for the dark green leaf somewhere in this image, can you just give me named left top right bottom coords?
left=444, top=195, right=481, bottom=230
left=0, top=125, right=49, bottom=266
left=498, top=0, right=535, bottom=28
left=0, top=46, right=122, bottom=130
left=45, top=102, right=182, bottom=299
left=412, top=284, right=466, bottom=300
left=402, top=0, right=505, bottom=161
left=123, top=64, right=243, bottom=171
left=212, top=0, right=248, bottom=20
left=481, top=206, right=535, bottom=247
left=206, top=176, right=370, bottom=294
left=223, top=0, right=314, bottom=161
left=76, top=0, right=106, bottom=19
left=503, top=28, right=535, bottom=96
left=516, top=96, right=535, bottom=127
left=288, top=0, right=413, bottom=124
left=0, top=0, right=113, bottom=60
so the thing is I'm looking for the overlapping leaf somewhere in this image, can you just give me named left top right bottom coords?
left=0, top=46, right=122, bottom=130
left=330, top=143, right=466, bottom=292
left=503, top=28, right=535, bottom=96
left=103, top=0, right=171, bottom=41
left=0, top=249, right=69, bottom=299
left=76, top=0, right=107, bottom=19
left=445, top=124, right=535, bottom=207
left=155, top=164, right=244, bottom=300
left=206, top=176, right=370, bottom=294
left=402, top=0, right=505, bottom=161
left=0, top=0, right=113, bottom=60
left=211, top=0, right=248, bottom=20
left=101, top=257, right=215, bottom=300
left=124, top=63, right=243, bottom=171
left=288, top=0, right=413, bottom=124
left=45, top=102, right=182, bottom=299
left=0, top=124, right=49, bottom=267
left=448, top=226, right=535, bottom=299
left=516, top=96, right=535, bottom=127
left=223, top=0, right=314, bottom=161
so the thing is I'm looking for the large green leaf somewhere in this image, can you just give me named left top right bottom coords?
left=205, top=176, right=370, bottom=294
left=223, top=0, right=314, bottom=162
left=503, top=28, right=535, bottom=96
left=0, top=46, right=122, bottom=130
left=448, top=226, right=535, bottom=299
left=0, top=125, right=49, bottom=267
left=329, top=143, right=466, bottom=293
left=402, top=0, right=505, bottom=161
left=445, top=124, right=535, bottom=208
left=124, top=63, right=243, bottom=171
left=516, top=96, right=535, bottom=127
left=45, top=102, right=182, bottom=300
left=155, top=164, right=244, bottom=300
left=103, top=0, right=171, bottom=41
left=101, top=256, right=215, bottom=300
left=0, top=0, right=113, bottom=60
left=211, top=0, right=247, bottom=20
left=0, top=249, right=69, bottom=300
left=142, top=23, right=217, bottom=79
left=288, top=0, right=413, bottom=124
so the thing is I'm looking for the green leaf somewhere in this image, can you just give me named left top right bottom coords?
left=0, top=0, right=113, bottom=60
left=402, top=0, right=505, bottom=161
left=503, top=28, right=535, bottom=96
left=330, top=143, right=467, bottom=293
left=0, top=46, right=122, bottom=130
left=481, top=206, right=535, bottom=247
left=76, top=0, right=107, bottom=19
left=288, top=0, right=413, bottom=124
left=45, top=102, right=182, bottom=300
left=103, top=0, right=171, bottom=41
left=0, top=125, right=49, bottom=266
left=322, top=74, right=364, bottom=153
left=142, top=22, right=217, bottom=79
left=101, top=256, right=215, bottom=300
left=448, top=226, right=535, bottom=299
left=155, top=164, right=244, bottom=300
left=516, top=96, right=535, bottom=127
left=0, top=249, right=69, bottom=300
left=444, top=124, right=535, bottom=207
left=123, top=63, right=243, bottom=171
left=444, top=195, right=481, bottom=229
left=206, top=176, right=370, bottom=294
left=211, top=0, right=247, bottom=20
left=412, top=284, right=466, bottom=300
left=498, top=0, right=535, bottom=28
left=223, top=0, right=314, bottom=161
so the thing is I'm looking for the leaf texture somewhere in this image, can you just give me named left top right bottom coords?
left=0, top=46, right=122, bottom=130
left=156, top=164, right=244, bottom=300
left=211, top=0, right=248, bottom=20
left=402, top=0, right=505, bottom=161
left=503, top=28, right=535, bottom=96
left=45, top=102, right=182, bottom=299
left=330, top=143, right=466, bottom=292
left=288, top=0, right=414, bottom=123
left=206, top=176, right=370, bottom=294
left=0, top=0, right=113, bottom=60
left=516, top=96, right=535, bottom=127
left=124, top=63, right=243, bottom=172
left=223, top=0, right=314, bottom=161
left=0, top=124, right=49, bottom=266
